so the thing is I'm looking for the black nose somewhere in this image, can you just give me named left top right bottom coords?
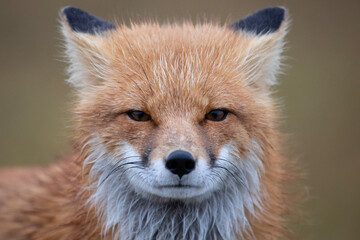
left=165, top=150, right=196, bottom=178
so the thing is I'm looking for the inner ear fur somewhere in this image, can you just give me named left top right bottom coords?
left=230, top=7, right=289, bottom=88
left=60, top=7, right=115, bottom=88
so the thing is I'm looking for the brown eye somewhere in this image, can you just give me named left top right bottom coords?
left=127, top=110, right=151, bottom=121
left=205, top=109, right=228, bottom=121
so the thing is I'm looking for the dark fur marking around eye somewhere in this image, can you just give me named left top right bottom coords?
left=230, top=7, right=285, bottom=35
left=61, top=6, right=115, bottom=34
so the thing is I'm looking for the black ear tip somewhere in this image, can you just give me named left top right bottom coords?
left=271, top=6, right=287, bottom=13
left=61, top=6, right=79, bottom=17
left=270, top=6, right=287, bottom=20
left=60, top=6, right=115, bottom=35
left=231, top=6, right=287, bottom=35
left=254, top=6, right=287, bottom=20
left=61, top=6, right=82, bottom=21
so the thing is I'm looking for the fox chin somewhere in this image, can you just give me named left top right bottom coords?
left=0, top=6, right=298, bottom=240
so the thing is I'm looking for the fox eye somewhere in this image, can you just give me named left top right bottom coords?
left=205, top=109, right=228, bottom=121
left=127, top=110, right=151, bottom=121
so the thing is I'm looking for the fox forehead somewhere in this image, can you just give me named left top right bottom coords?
left=90, top=24, right=257, bottom=112
left=105, top=24, right=246, bottom=85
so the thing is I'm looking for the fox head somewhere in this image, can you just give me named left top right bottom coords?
left=61, top=6, right=289, bottom=239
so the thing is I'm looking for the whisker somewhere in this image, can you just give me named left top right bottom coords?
left=209, top=171, right=227, bottom=187
left=216, top=158, right=242, bottom=171
left=98, top=156, right=142, bottom=186
left=211, top=159, right=250, bottom=192
left=212, top=165, right=238, bottom=182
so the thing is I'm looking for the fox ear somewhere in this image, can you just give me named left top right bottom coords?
left=230, top=7, right=286, bottom=35
left=61, top=7, right=115, bottom=35
left=60, top=7, right=116, bottom=88
left=230, top=7, right=288, bottom=88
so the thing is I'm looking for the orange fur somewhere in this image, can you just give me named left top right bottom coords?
left=0, top=8, right=298, bottom=240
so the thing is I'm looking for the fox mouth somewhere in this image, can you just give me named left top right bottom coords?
left=158, top=184, right=201, bottom=189
left=149, top=183, right=208, bottom=200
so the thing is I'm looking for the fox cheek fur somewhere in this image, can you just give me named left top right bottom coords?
left=0, top=6, right=298, bottom=240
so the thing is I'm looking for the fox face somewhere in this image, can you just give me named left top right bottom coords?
left=61, top=7, right=289, bottom=240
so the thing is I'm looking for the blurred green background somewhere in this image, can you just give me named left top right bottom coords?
left=0, top=0, right=359, bottom=239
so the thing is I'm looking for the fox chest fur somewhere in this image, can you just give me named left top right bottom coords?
left=0, top=6, right=297, bottom=240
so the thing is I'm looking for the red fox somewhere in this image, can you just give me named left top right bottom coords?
left=0, top=6, right=297, bottom=240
